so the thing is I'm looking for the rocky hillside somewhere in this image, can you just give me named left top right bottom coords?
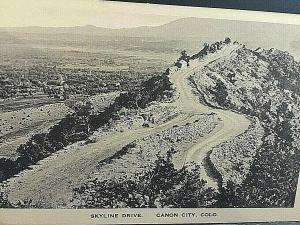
left=191, top=41, right=300, bottom=207
left=72, top=113, right=218, bottom=208
left=0, top=72, right=174, bottom=183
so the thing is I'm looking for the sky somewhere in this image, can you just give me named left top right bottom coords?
left=0, top=0, right=180, bottom=28
left=1, top=0, right=300, bottom=28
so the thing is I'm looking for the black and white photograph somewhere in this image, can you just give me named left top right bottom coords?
left=0, top=0, right=299, bottom=222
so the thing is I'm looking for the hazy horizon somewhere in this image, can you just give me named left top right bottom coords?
left=1, top=0, right=300, bottom=29
left=0, top=0, right=180, bottom=28
left=1, top=0, right=300, bottom=60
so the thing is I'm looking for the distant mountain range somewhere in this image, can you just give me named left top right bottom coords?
left=1, top=17, right=299, bottom=38
left=1, top=17, right=300, bottom=57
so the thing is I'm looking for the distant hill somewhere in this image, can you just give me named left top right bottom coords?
left=1, top=17, right=300, bottom=57
left=121, top=17, right=300, bottom=55
left=0, top=25, right=113, bottom=34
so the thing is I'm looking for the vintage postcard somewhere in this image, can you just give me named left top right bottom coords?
left=0, top=0, right=299, bottom=224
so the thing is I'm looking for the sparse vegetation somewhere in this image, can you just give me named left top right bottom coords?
left=0, top=71, right=174, bottom=182
left=1, top=33, right=299, bottom=209
left=192, top=44, right=300, bottom=207
left=72, top=150, right=217, bottom=208
left=213, top=80, right=228, bottom=106
left=0, top=189, right=13, bottom=208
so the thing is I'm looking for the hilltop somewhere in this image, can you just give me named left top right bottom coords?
left=188, top=40, right=300, bottom=207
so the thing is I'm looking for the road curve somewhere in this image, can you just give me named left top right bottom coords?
left=4, top=44, right=249, bottom=206
left=169, top=44, right=250, bottom=190
left=4, top=113, right=193, bottom=207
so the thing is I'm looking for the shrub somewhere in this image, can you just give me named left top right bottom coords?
left=72, top=150, right=217, bottom=208
left=224, top=37, right=231, bottom=44
left=0, top=190, right=13, bottom=208
left=214, top=80, right=228, bottom=106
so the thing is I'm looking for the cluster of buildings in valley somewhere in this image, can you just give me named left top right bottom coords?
left=0, top=66, right=68, bottom=100
left=0, top=64, right=145, bottom=101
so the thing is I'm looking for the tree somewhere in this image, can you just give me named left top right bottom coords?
left=178, top=50, right=190, bottom=66
left=0, top=191, right=13, bottom=208
left=74, top=101, right=93, bottom=134
left=216, top=181, right=247, bottom=207
left=214, top=80, right=228, bottom=106
left=224, top=37, right=231, bottom=44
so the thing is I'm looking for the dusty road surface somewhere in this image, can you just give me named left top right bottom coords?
left=4, top=43, right=250, bottom=206
left=169, top=44, right=250, bottom=189
left=4, top=113, right=192, bottom=207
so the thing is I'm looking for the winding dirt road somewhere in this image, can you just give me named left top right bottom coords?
left=4, top=44, right=250, bottom=206
left=169, top=44, right=250, bottom=189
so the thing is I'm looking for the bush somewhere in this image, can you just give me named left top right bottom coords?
left=214, top=80, right=228, bottom=106
left=72, top=150, right=217, bottom=208
left=224, top=37, right=231, bottom=44
left=0, top=190, right=13, bottom=208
